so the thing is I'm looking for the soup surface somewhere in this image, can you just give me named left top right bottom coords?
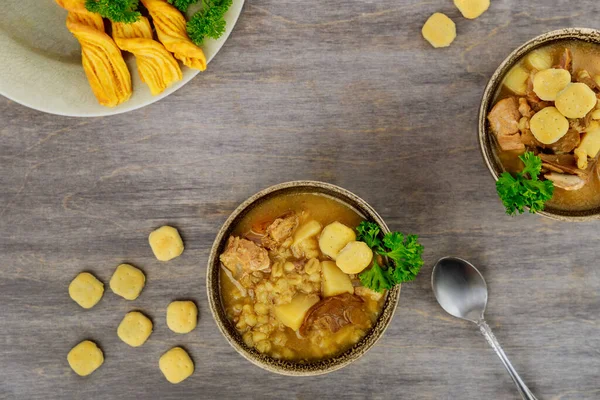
left=219, top=193, right=385, bottom=362
left=491, top=40, right=600, bottom=211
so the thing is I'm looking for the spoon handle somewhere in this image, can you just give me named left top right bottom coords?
left=478, top=319, right=538, bottom=400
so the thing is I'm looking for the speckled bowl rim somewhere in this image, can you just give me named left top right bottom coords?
left=206, top=181, right=400, bottom=376
left=478, top=27, right=600, bottom=222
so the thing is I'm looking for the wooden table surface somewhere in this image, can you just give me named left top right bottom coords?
left=2, top=1, right=599, bottom=399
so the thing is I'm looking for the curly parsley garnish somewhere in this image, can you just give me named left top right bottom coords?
left=187, top=0, right=233, bottom=46
left=358, top=259, right=394, bottom=293
left=85, top=0, right=141, bottom=23
left=167, top=0, right=199, bottom=12
left=357, top=221, right=424, bottom=292
left=496, top=152, right=554, bottom=215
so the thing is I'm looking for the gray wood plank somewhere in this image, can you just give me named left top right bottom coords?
left=1, top=1, right=600, bottom=399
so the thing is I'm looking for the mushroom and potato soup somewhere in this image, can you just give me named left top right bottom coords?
left=219, top=193, right=385, bottom=362
left=489, top=41, right=600, bottom=211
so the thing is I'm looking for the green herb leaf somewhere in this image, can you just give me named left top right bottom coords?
left=496, top=152, right=554, bottom=215
left=358, top=259, right=394, bottom=293
left=519, top=151, right=543, bottom=179
left=186, top=0, right=233, bottom=46
left=167, top=0, right=199, bottom=12
left=85, top=0, right=141, bottom=23
left=379, top=232, right=424, bottom=283
left=356, top=221, right=382, bottom=249
left=357, top=222, right=424, bottom=291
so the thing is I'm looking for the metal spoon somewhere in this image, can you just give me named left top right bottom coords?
left=431, top=257, right=538, bottom=400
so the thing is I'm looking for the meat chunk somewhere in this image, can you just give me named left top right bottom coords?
left=488, top=97, right=525, bottom=151
left=488, top=97, right=521, bottom=136
left=520, top=127, right=543, bottom=148
left=549, top=129, right=581, bottom=154
left=575, top=70, right=600, bottom=91
left=531, top=100, right=552, bottom=113
left=518, top=98, right=534, bottom=118
left=220, top=236, right=270, bottom=276
left=555, top=48, right=573, bottom=74
left=570, top=112, right=595, bottom=134
left=497, top=133, right=525, bottom=151
left=261, top=213, right=299, bottom=250
left=300, top=293, right=370, bottom=335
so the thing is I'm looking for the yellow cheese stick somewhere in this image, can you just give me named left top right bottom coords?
left=112, top=18, right=183, bottom=95
left=55, top=0, right=132, bottom=107
left=141, top=0, right=207, bottom=71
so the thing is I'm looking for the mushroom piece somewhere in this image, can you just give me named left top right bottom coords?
left=299, top=293, right=370, bottom=335
left=544, top=172, right=586, bottom=191
left=539, top=154, right=590, bottom=178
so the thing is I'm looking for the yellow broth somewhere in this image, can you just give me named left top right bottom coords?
left=219, top=193, right=386, bottom=361
left=494, top=41, right=600, bottom=211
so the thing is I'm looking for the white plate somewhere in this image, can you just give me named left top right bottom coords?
left=0, top=0, right=244, bottom=117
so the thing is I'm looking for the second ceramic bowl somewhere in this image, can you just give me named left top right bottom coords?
left=478, top=27, right=600, bottom=221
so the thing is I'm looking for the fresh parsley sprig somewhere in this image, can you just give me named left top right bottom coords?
left=356, top=221, right=424, bottom=292
left=85, top=0, right=141, bottom=23
left=359, top=259, right=394, bottom=293
left=167, top=0, right=199, bottom=12
left=187, top=0, right=233, bottom=46
left=496, top=152, right=554, bottom=215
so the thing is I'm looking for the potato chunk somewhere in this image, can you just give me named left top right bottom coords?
left=166, top=301, right=198, bottom=334
left=318, top=222, right=356, bottom=260
left=503, top=65, right=529, bottom=95
left=159, top=347, right=194, bottom=384
left=292, top=220, right=322, bottom=246
left=574, top=122, right=600, bottom=169
left=591, top=109, right=600, bottom=120
left=67, top=340, right=104, bottom=376
left=69, top=272, right=104, bottom=309
left=555, top=83, right=598, bottom=119
left=149, top=226, right=184, bottom=261
left=274, top=293, right=320, bottom=331
left=109, top=263, right=146, bottom=300
left=533, top=68, right=571, bottom=101
left=525, top=49, right=554, bottom=71
left=453, top=0, right=490, bottom=19
left=322, top=261, right=354, bottom=297
left=117, top=311, right=153, bottom=347
left=336, top=241, right=373, bottom=274
left=421, top=13, right=456, bottom=48
left=529, top=106, right=569, bottom=144
left=292, top=237, right=320, bottom=259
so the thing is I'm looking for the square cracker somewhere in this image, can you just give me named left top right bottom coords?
left=159, top=347, right=194, bottom=384
left=109, top=264, right=145, bottom=300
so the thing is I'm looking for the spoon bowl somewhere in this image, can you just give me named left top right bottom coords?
left=431, top=257, right=488, bottom=323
